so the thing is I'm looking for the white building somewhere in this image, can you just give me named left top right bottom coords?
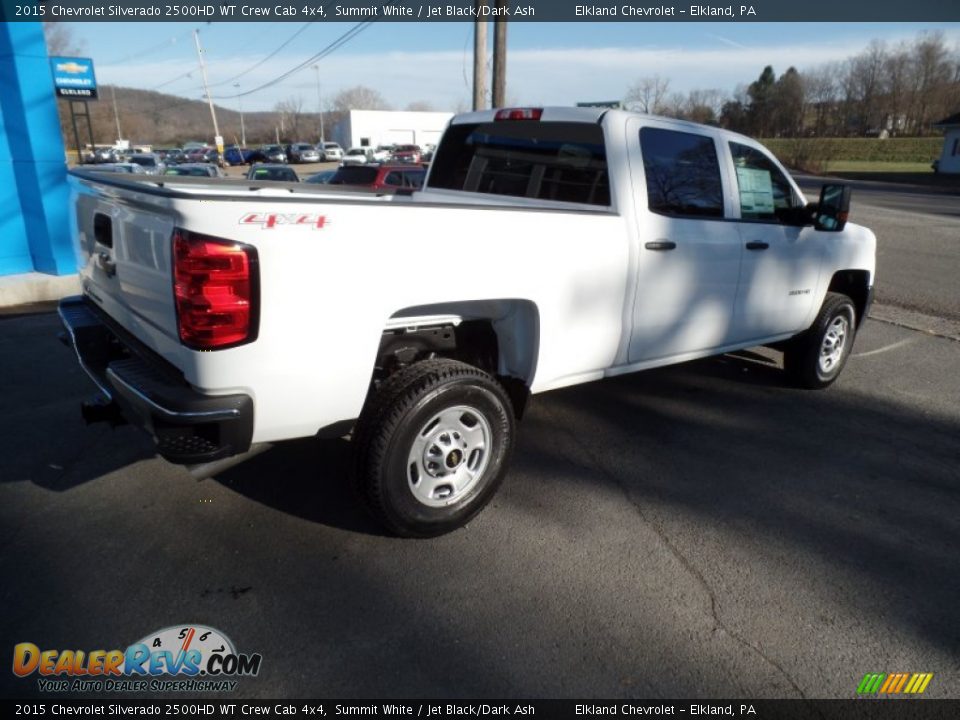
left=332, top=110, right=454, bottom=150
left=933, top=113, right=960, bottom=174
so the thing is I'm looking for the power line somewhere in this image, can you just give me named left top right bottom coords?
left=204, top=22, right=313, bottom=89
left=101, top=28, right=196, bottom=66
left=211, top=18, right=382, bottom=100
left=153, top=70, right=195, bottom=91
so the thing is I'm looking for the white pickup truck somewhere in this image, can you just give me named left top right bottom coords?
left=60, top=107, right=875, bottom=537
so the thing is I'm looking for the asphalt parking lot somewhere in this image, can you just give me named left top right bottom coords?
left=1, top=304, right=958, bottom=699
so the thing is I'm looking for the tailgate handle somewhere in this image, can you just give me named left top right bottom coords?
left=97, top=251, right=117, bottom=277
left=93, top=213, right=113, bottom=248
left=745, top=241, right=770, bottom=250
left=645, top=240, right=677, bottom=251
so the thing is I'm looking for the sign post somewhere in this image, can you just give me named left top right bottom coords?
left=50, top=56, right=98, bottom=166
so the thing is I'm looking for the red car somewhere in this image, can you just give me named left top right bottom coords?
left=328, top=163, right=426, bottom=190
left=390, top=144, right=422, bottom=164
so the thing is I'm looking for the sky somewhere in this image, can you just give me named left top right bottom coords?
left=63, top=21, right=960, bottom=113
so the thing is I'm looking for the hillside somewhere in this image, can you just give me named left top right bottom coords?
left=58, top=85, right=328, bottom=148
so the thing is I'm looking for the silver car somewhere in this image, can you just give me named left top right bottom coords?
left=127, top=153, right=165, bottom=175
left=288, top=143, right=321, bottom=163
left=319, top=142, right=344, bottom=162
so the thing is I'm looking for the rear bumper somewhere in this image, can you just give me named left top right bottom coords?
left=58, top=296, right=254, bottom=464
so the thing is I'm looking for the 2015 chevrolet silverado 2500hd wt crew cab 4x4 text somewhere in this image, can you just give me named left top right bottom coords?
left=59, top=107, right=876, bottom=537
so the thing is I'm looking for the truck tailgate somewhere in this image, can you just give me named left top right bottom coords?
left=71, top=171, right=185, bottom=365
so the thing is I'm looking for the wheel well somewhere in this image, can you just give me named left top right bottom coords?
left=376, top=300, right=539, bottom=418
left=828, top=270, right=871, bottom=328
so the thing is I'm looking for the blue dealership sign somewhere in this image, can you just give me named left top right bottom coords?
left=49, top=56, right=98, bottom=99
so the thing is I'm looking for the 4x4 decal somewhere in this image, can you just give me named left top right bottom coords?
left=239, top=213, right=329, bottom=230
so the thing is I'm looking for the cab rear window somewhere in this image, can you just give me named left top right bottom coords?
left=428, top=121, right=610, bottom=206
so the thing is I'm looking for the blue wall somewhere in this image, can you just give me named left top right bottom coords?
left=0, top=22, right=75, bottom=276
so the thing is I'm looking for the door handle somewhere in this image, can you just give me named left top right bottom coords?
left=97, top=251, right=117, bottom=277
left=645, top=240, right=677, bottom=251
left=745, top=242, right=769, bottom=251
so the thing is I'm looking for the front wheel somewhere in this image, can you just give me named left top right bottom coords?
left=353, top=359, right=515, bottom=538
left=784, top=292, right=857, bottom=389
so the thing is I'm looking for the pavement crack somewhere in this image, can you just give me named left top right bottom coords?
left=546, top=406, right=814, bottom=704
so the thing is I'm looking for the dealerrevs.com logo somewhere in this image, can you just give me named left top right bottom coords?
left=13, top=625, right=262, bottom=693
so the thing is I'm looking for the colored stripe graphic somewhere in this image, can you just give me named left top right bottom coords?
left=857, top=673, right=885, bottom=694
left=857, top=672, right=933, bottom=694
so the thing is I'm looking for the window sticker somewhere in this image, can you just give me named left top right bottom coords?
left=736, top=166, right=775, bottom=214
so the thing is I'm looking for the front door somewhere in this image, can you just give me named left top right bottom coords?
left=723, top=140, right=825, bottom=342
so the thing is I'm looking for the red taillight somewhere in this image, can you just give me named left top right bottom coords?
left=173, top=229, right=258, bottom=350
left=494, top=107, right=543, bottom=121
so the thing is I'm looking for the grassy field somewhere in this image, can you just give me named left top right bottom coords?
left=762, top=137, right=942, bottom=163
left=822, top=161, right=935, bottom=173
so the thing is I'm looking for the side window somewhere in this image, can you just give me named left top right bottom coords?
left=729, top=142, right=802, bottom=222
left=384, top=171, right=404, bottom=186
left=639, top=127, right=724, bottom=218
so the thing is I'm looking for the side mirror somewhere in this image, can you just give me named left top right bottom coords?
left=814, top=184, right=851, bottom=232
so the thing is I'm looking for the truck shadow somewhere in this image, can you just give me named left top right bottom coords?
left=507, top=350, right=960, bottom=662
left=213, top=437, right=387, bottom=536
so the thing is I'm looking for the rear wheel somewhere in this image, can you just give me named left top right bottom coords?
left=784, top=292, right=857, bottom=389
left=353, top=359, right=515, bottom=538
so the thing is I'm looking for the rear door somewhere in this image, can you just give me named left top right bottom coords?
left=626, top=118, right=742, bottom=363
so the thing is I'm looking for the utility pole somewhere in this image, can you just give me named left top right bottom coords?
left=473, top=7, right=488, bottom=111
left=234, top=83, right=246, bottom=147
left=312, top=64, right=325, bottom=142
left=492, top=2, right=507, bottom=108
left=193, top=29, right=222, bottom=156
left=110, top=86, right=122, bottom=143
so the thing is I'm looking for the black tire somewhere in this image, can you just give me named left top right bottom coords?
left=784, top=292, right=857, bottom=389
left=353, top=359, right=515, bottom=538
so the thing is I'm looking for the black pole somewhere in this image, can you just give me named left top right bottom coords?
left=68, top=100, right=83, bottom=165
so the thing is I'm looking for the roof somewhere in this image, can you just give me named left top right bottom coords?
left=934, top=113, right=960, bottom=129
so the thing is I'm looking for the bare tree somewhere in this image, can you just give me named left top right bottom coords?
left=909, top=31, right=955, bottom=134
left=845, top=41, right=887, bottom=134
left=43, top=22, right=84, bottom=56
left=333, top=86, right=390, bottom=112
left=406, top=100, right=435, bottom=112
left=684, top=89, right=726, bottom=125
left=624, top=75, right=670, bottom=114
left=274, top=96, right=304, bottom=141
left=802, top=64, right=840, bottom=136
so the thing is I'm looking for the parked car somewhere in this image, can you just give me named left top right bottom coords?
left=154, top=148, right=178, bottom=163
left=287, top=143, right=321, bottom=163
left=85, top=162, right=145, bottom=174
left=260, top=145, right=288, bottom=163
left=372, top=145, right=393, bottom=162
left=184, top=147, right=211, bottom=163
left=224, top=146, right=262, bottom=166
left=246, top=163, right=299, bottom=182
left=341, top=147, right=373, bottom=166
left=328, top=163, right=426, bottom=190
left=304, top=169, right=337, bottom=184
left=318, top=142, right=343, bottom=162
left=126, top=153, right=165, bottom=175
left=163, top=150, right=188, bottom=165
left=163, top=163, right=225, bottom=178
left=391, top=144, right=422, bottom=164
left=86, top=147, right=124, bottom=164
